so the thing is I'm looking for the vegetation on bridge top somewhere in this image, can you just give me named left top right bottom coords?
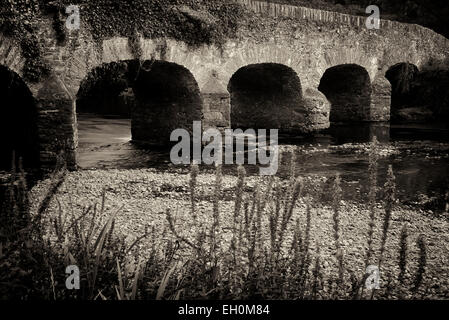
left=0, top=0, right=245, bottom=82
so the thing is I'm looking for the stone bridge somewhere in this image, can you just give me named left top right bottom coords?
left=1, top=0, right=449, bottom=172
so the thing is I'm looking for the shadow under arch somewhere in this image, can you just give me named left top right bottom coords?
left=385, top=62, right=449, bottom=124
left=76, top=61, right=131, bottom=118
left=385, top=62, right=419, bottom=122
left=227, top=63, right=305, bottom=132
left=0, top=65, right=40, bottom=172
left=75, top=59, right=203, bottom=167
left=318, top=64, right=372, bottom=123
left=131, top=60, right=203, bottom=144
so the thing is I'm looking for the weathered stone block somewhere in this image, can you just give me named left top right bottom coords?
left=303, top=88, right=330, bottom=131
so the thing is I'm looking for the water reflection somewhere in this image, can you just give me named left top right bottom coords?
left=328, top=122, right=390, bottom=144
left=325, top=122, right=449, bottom=145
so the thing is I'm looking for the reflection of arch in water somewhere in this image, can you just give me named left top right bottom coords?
left=329, top=122, right=390, bottom=144
left=318, top=64, right=372, bottom=123
left=228, top=63, right=306, bottom=132
left=0, top=65, right=40, bottom=171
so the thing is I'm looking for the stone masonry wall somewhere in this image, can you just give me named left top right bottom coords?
left=1, top=0, right=449, bottom=171
left=236, top=0, right=447, bottom=37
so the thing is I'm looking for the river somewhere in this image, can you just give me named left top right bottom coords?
left=76, top=113, right=449, bottom=212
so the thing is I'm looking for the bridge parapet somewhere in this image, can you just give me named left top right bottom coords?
left=235, top=0, right=448, bottom=45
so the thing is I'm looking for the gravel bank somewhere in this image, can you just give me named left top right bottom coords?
left=30, top=168, right=449, bottom=298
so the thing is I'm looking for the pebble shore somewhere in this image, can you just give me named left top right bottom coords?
left=30, top=168, right=449, bottom=299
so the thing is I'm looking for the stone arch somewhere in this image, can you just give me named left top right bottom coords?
left=131, top=60, right=203, bottom=143
left=76, top=61, right=132, bottom=117
left=385, top=61, right=449, bottom=122
left=60, top=37, right=137, bottom=99
left=385, top=62, right=419, bottom=121
left=319, top=49, right=379, bottom=86
left=228, top=63, right=307, bottom=132
left=379, top=57, right=422, bottom=79
left=75, top=58, right=203, bottom=149
left=386, top=63, right=419, bottom=93
left=140, top=38, right=213, bottom=92
left=0, top=65, right=40, bottom=171
left=220, top=42, right=305, bottom=89
left=0, top=35, right=26, bottom=80
left=318, top=64, right=372, bottom=122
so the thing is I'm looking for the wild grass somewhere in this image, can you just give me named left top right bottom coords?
left=0, top=139, right=434, bottom=300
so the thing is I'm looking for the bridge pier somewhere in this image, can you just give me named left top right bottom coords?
left=35, top=74, right=77, bottom=171
left=201, top=73, right=231, bottom=130
left=302, top=88, right=331, bottom=132
left=370, top=76, right=392, bottom=121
